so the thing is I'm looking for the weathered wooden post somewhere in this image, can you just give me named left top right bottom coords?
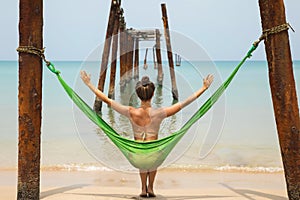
left=94, top=0, right=118, bottom=113
left=258, top=1, right=300, bottom=199
left=108, top=6, right=120, bottom=99
left=143, top=48, right=148, bottom=69
left=133, top=37, right=139, bottom=80
left=124, top=31, right=129, bottom=82
left=155, top=29, right=163, bottom=86
left=126, top=32, right=134, bottom=82
left=119, top=10, right=127, bottom=91
left=122, top=31, right=130, bottom=84
left=152, top=46, right=157, bottom=69
left=18, top=0, right=43, bottom=199
left=161, top=3, right=178, bottom=100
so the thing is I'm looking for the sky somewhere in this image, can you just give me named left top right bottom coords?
left=1, top=0, right=299, bottom=61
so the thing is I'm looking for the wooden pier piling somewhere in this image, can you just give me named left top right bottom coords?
left=108, top=6, right=120, bottom=99
left=161, top=3, right=178, bottom=100
left=94, top=0, right=118, bottom=113
left=126, top=32, right=134, bottom=82
left=152, top=46, right=157, bottom=69
left=144, top=48, right=148, bottom=69
left=18, top=0, right=43, bottom=198
left=134, top=37, right=139, bottom=79
left=155, top=29, right=163, bottom=86
left=258, top=0, right=300, bottom=199
left=119, top=12, right=127, bottom=91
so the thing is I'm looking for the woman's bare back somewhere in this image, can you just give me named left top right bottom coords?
left=129, top=107, right=165, bottom=141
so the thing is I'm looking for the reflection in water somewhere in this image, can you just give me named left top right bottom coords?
left=154, top=85, right=163, bottom=106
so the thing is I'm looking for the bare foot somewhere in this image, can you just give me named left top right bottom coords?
left=147, top=187, right=156, bottom=198
left=139, top=188, right=147, bottom=198
left=139, top=193, right=148, bottom=198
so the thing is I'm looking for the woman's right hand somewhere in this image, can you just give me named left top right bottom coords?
left=80, top=70, right=91, bottom=85
left=203, top=74, right=214, bottom=89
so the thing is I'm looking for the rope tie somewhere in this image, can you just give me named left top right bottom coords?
left=253, top=22, right=295, bottom=47
left=16, top=46, right=60, bottom=75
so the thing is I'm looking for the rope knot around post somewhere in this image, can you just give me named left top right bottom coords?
left=253, top=22, right=295, bottom=47
left=17, top=46, right=60, bottom=75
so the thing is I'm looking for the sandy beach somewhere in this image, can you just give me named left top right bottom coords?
left=0, top=169, right=288, bottom=200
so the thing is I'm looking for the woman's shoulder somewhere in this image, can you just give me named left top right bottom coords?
left=150, top=107, right=167, bottom=118
left=128, top=106, right=146, bottom=116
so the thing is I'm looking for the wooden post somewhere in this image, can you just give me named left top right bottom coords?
left=108, top=8, right=120, bottom=99
left=119, top=12, right=127, bottom=91
left=124, top=31, right=130, bottom=82
left=94, top=0, right=118, bottom=114
left=143, top=48, right=148, bottom=69
left=155, top=29, right=163, bottom=86
left=133, top=37, right=139, bottom=80
left=161, top=3, right=178, bottom=100
left=152, top=46, right=157, bottom=69
left=258, top=1, right=300, bottom=199
left=126, top=32, right=134, bottom=82
left=18, top=0, right=43, bottom=199
left=175, top=54, right=181, bottom=66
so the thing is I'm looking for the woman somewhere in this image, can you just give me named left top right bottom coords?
left=80, top=71, right=213, bottom=197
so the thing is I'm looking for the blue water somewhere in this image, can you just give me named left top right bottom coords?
left=1, top=60, right=299, bottom=173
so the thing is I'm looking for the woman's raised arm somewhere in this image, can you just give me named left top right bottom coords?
left=80, top=70, right=130, bottom=117
left=163, top=74, right=214, bottom=117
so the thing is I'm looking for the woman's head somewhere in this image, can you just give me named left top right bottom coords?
left=135, top=76, right=155, bottom=101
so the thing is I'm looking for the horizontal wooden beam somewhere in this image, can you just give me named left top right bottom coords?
left=127, top=29, right=162, bottom=41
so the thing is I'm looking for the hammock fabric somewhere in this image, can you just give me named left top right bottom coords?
left=47, top=45, right=257, bottom=170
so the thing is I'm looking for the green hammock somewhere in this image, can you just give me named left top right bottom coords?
left=47, top=45, right=257, bottom=170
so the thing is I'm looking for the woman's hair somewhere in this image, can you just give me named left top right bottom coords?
left=135, top=76, right=155, bottom=101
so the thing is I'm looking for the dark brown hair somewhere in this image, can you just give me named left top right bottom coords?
left=135, top=76, right=155, bottom=101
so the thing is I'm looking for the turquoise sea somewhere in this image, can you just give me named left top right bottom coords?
left=1, top=60, right=299, bottom=173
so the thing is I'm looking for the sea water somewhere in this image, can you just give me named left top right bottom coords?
left=1, top=60, right=299, bottom=173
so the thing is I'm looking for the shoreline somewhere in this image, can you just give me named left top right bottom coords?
left=1, top=168, right=288, bottom=200
left=0, top=164, right=284, bottom=174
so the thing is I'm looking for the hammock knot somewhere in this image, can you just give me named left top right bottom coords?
left=47, top=62, right=61, bottom=75
left=246, top=45, right=257, bottom=58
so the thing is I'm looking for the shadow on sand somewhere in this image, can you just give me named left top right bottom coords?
left=69, top=193, right=232, bottom=199
left=40, top=184, right=89, bottom=199
left=40, top=183, right=287, bottom=200
left=220, top=183, right=287, bottom=200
